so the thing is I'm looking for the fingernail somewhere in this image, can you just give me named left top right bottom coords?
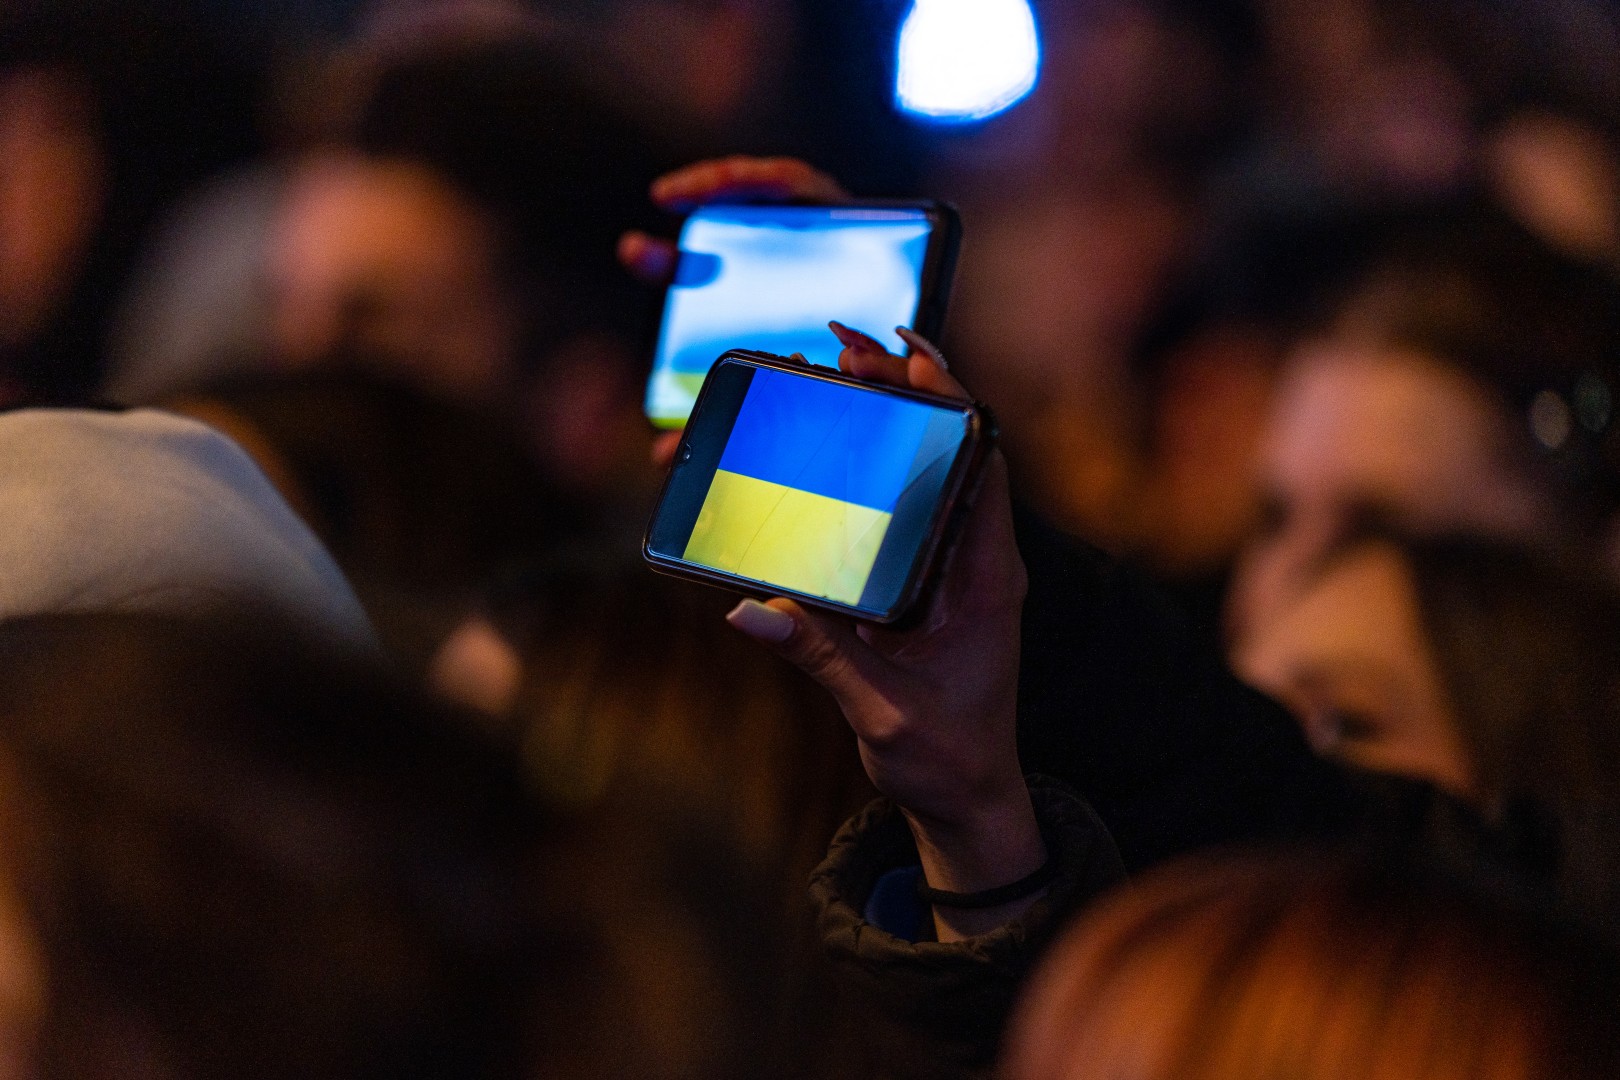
left=896, top=327, right=948, bottom=371
left=788, top=352, right=809, bottom=365
left=828, top=320, right=879, bottom=350
left=726, top=599, right=796, bottom=644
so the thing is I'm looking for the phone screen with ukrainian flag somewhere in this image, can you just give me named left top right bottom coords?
left=645, top=355, right=981, bottom=620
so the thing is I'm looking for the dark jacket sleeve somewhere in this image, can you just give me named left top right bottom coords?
left=809, top=776, right=1125, bottom=1080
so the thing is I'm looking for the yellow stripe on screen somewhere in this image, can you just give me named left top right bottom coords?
left=683, top=470, right=893, bottom=605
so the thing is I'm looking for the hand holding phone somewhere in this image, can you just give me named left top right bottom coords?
left=710, top=330, right=1045, bottom=941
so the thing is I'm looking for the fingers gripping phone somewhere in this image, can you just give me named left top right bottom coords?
left=643, top=202, right=961, bottom=428
left=644, top=351, right=993, bottom=623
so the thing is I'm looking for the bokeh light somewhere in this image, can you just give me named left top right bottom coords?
left=895, top=0, right=1041, bottom=123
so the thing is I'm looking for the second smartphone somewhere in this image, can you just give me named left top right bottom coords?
left=643, top=201, right=960, bottom=428
left=644, top=350, right=992, bottom=624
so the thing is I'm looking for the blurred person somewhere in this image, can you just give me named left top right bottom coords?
left=0, top=611, right=548, bottom=1079
left=0, top=0, right=265, bottom=406
left=114, top=36, right=669, bottom=673
left=1239, top=532, right=1620, bottom=928
left=1058, top=203, right=1620, bottom=868
left=1003, top=847, right=1620, bottom=1080
left=114, top=33, right=665, bottom=504
left=147, top=38, right=677, bottom=664
left=269, top=36, right=664, bottom=507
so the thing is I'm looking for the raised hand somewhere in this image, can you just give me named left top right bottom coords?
left=727, top=324, right=1045, bottom=940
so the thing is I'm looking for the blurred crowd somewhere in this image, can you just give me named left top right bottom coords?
left=2, top=0, right=1620, bottom=1076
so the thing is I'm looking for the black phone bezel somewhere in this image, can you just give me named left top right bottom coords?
left=643, top=200, right=963, bottom=429
left=642, top=349, right=992, bottom=625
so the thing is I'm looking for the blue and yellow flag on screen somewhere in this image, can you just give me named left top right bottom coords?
left=683, top=368, right=954, bottom=605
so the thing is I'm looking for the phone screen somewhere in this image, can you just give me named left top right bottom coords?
left=645, top=205, right=939, bottom=428
left=646, top=358, right=976, bottom=617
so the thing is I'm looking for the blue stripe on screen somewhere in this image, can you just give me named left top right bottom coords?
left=716, top=367, right=935, bottom=512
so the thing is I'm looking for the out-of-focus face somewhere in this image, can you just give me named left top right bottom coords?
left=266, top=154, right=520, bottom=406
left=1224, top=343, right=1552, bottom=797
left=1234, top=540, right=1473, bottom=798
left=1227, top=343, right=1549, bottom=647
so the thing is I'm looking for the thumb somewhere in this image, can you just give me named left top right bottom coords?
left=726, top=598, right=893, bottom=710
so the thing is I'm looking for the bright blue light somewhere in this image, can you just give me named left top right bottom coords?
left=895, top=0, right=1041, bottom=123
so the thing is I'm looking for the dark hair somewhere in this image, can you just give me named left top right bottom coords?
left=1330, top=205, right=1620, bottom=531
left=0, top=612, right=547, bottom=1079
left=167, top=366, right=602, bottom=671
left=471, top=560, right=874, bottom=1077
left=349, top=36, right=664, bottom=371
left=1005, top=846, right=1620, bottom=1080
left=0, top=607, right=814, bottom=1079
left=1404, top=534, right=1620, bottom=931
left=479, top=558, right=871, bottom=890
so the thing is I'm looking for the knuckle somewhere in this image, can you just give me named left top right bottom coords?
left=791, top=630, right=846, bottom=681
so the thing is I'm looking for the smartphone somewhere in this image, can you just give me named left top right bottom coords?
left=643, top=201, right=961, bottom=429
left=644, top=350, right=992, bottom=623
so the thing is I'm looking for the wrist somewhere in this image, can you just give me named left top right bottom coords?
left=901, top=778, right=1045, bottom=894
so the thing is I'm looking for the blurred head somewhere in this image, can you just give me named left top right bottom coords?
left=266, top=36, right=662, bottom=493
left=431, top=560, right=867, bottom=869
left=266, top=153, right=521, bottom=406
left=0, top=611, right=548, bottom=1080
left=1228, top=208, right=1620, bottom=646
left=1003, top=847, right=1620, bottom=1080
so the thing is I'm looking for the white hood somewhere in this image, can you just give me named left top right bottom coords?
left=0, top=408, right=376, bottom=651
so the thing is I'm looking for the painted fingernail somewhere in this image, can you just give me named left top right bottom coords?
left=896, top=327, right=948, bottom=371
left=726, top=599, right=796, bottom=644
left=828, top=320, right=881, bottom=351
